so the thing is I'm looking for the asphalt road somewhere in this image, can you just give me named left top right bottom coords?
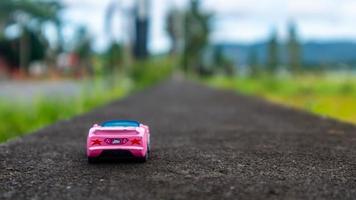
left=1, top=80, right=356, bottom=200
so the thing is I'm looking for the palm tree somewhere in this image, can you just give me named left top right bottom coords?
left=104, top=0, right=133, bottom=72
left=182, top=0, right=212, bottom=74
left=267, top=29, right=279, bottom=74
left=0, top=0, right=62, bottom=71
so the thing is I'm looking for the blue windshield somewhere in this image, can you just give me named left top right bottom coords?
left=101, top=120, right=140, bottom=127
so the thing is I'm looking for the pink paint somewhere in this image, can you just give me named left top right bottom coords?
left=87, top=122, right=150, bottom=162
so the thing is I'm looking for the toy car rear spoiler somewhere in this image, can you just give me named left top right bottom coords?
left=90, top=126, right=142, bottom=135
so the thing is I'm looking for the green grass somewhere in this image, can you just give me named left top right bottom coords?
left=0, top=78, right=130, bottom=142
left=0, top=58, right=174, bottom=143
left=130, top=57, right=175, bottom=89
left=205, top=73, right=356, bottom=124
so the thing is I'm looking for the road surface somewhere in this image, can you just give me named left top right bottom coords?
left=0, top=80, right=84, bottom=102
left=1, top=80, right=356, bottom=200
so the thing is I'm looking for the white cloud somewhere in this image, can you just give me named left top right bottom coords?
left=59, top=0, right=356, bottom=53
left=205, top=0, right=356, bottom=43
left=288, top=0, right=335, bottom=16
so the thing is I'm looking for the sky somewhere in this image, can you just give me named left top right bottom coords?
left=60, top=0, right=356, bottom=53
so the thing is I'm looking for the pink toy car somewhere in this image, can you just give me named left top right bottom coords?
left=87, top=120, right=150, bottom=163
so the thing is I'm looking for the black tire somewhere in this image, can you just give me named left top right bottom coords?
left=137, top=156, right=147, bottom=163
left=137, top=144, right=150, bottom=163
left=88, top=157, right=99, bottom=164
left=147, top=143, right=151, bottom=158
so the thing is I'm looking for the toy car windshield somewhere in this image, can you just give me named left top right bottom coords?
left=101, top=120, right=140, bottom=127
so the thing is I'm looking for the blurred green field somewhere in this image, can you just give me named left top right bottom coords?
left=206, top=73, right=356, bottom=124
left=0, top=59, right=174, bottom=142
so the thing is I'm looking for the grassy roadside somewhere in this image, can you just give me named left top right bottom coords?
left=0, top=58, right=174, bottom=143
left=205, top=73, right=356, bottom=124
left=0, top=78, right=131, bottom=142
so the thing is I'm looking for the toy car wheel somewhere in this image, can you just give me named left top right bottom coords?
left=138, top=154, right=148, bottom=163
left=147, top=142, right=151, bottom=154
left=88, top=157, right=99, bottom=164
left=138, top=143, right=150, bottom=163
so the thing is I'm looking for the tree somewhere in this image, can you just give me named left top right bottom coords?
left=166, top=8, right=184, bottom=56
left=212, top=45, right=235, bottom=76
left=0, top=0, right=62, bottom=71
left=287, top=22, right=302, bottom=73
left=266, top=30, right=279, bottom=74
left=72, top=26, right=93, bottom=76
left=133, top=0, right=149, bottom=59
left=248, top=48, right=259, bottom=77
left=104, top=0, right=133, bottom=70
left=104, top=42, right=123, bottom=74
left=182, top=0, right=211, bottom=74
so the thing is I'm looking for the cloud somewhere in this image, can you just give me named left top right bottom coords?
left=204, top=0, right=356, bottom=43
left=59, top=0, right=356, bottom=53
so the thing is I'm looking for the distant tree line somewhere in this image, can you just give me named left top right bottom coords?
left=0, top=0, right=62, bottom=73
left=166, top=0, right=234, bottom=76
left=249, top=22, right=303, bottom=76
left=166, top=1, right=304, bottom=77
left=0, top=0, right=98, bottom=77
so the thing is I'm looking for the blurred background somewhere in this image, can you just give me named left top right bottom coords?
left=1, top=0, right=356, bottom=141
